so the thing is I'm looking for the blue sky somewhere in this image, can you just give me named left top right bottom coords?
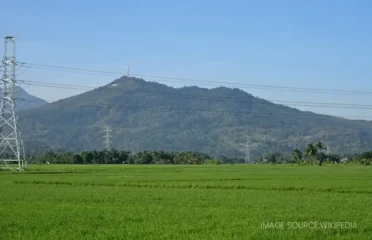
left=1, top=0, right=372, bottom=119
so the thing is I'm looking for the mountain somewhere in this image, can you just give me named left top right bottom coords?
left=18, top=77, right=372, bottom=157
left=0, top=87, right=48, bottom=110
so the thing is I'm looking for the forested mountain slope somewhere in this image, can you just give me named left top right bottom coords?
left=19, top=77, right=372, bottom=157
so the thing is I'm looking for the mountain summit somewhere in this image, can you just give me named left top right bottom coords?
left=19, top=77, right=372, bottom=156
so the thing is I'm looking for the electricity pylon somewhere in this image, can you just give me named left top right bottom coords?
left=103, top=125, right=112, bottom=150
left=0, top=36, right=26, bottom=170
left=245, top=137, right=250, bottom=164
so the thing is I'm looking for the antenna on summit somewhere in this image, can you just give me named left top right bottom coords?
left=126, top=64, right=130, bottom=77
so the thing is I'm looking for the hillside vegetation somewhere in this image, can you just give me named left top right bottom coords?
left=19, top=77, right=372, bottom=157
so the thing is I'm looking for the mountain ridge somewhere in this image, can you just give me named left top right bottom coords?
left=18, top=76, right=372, bottom=157
left=0, top=86, right=48, bottom=110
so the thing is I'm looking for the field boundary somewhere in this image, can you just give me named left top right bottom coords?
left=13, top=180, right=372, bottom=195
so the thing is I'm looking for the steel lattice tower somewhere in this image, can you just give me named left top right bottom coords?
left=103, top=125, right=112, bottom=150
left=0, top=36, right=26, bottom=170
left=245, top=137, right=250, bottom=164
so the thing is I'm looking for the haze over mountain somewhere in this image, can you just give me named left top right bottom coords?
left=19, top=77, right=372, bottom=157
left=0, top=86, right=47, bottom=110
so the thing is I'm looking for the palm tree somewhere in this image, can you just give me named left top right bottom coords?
left=304, top=143, right=318, bottom=157
left=315, top=141, right=327, bottom=166
left=291, top=148, right=303, bottom=163
left=315, top=141, right=325, bottom=151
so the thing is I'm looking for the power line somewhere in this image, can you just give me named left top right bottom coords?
left=15, top=79, right=372, bottom=110
left=16, top=61, right=372, bottom=96
left=18, top=80, right=93, bottom=90
left=17, top=66, right=32, bottom=76
left=17, top=62, right=123, bottom=76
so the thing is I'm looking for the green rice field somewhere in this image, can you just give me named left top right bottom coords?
left=1, top=164, right=371, bottom=239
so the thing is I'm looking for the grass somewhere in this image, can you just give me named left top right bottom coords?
left=1, top=164, right=372, bottom=239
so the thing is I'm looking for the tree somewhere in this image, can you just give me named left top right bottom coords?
left=108, top=149, right=122, bottom=164
left=81, top=151, right=94, bottom=164
left=118, top=151, right=130, bottom=164
left=173, top=152, right=207, bottom=165
left=291, top=148, right=303, bottom=163
left=151, top=150, right=174, bottom=164
left=265, top=152, right=277, bottom=164
left=304, top=144, right=318, bottom=157
left=73, top=154, right=83, bottom=164
left=314, top=141, right=326, bottom=166
left=91, top=150, right=100, bottom=164
left=127, top=152, right=136, bottom=164
left=59, top=152, right=74, bottom=164
left=316, top=152, right=326, bottom=166
left=42, top=150, right=59, bottom=164
left=305, top=142, right=327, bottom=165
left=102, top=150, right=111, bottom=164
left=135, top=151, right=153, bottom=164
left=315, top=141, right=325, bottom=151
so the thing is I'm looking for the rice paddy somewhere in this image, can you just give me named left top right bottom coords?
left=1, top=164, right=371, bottom=239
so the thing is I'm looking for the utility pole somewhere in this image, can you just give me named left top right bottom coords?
left=0, top=36, right=25, bottom=170
left=103, top=125, right=112, bottom=150
left=326, top=132, right=330, bottom=155
left=295, top=132, right=299, bottom=150
left=245, top=137, right=250, bottom=164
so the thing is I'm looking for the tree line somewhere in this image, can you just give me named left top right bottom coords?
left=262, top=141, right=371, bottom=165
left=26, top=150, right=222, bottom=165
left=22, top=142, right=372, bottom=165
